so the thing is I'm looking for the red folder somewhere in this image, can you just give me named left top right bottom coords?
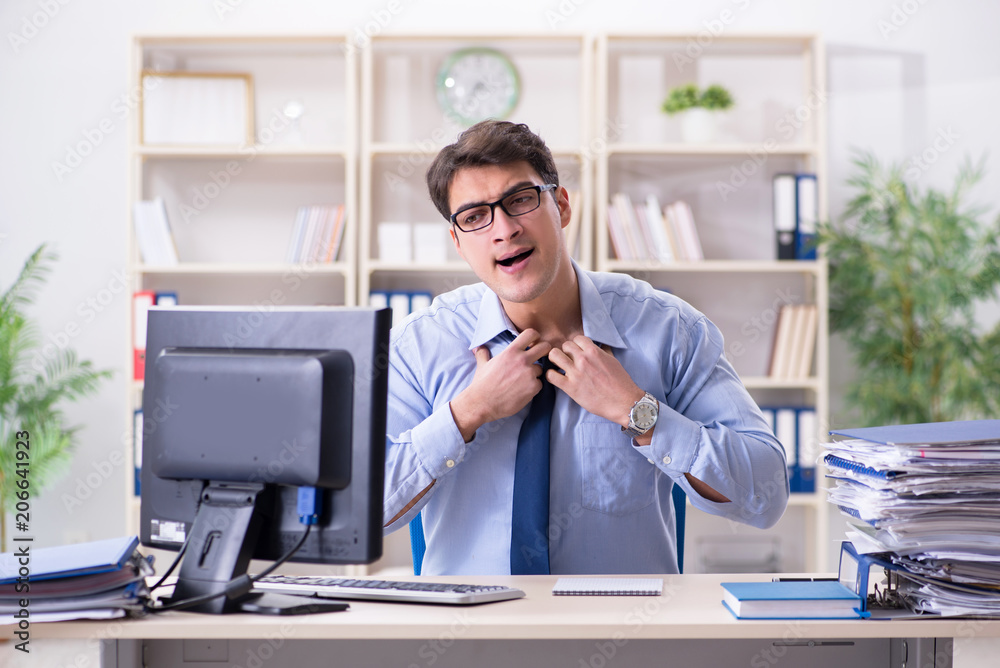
left=132, top=290, right=155, bottom=381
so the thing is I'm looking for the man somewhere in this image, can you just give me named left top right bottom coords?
left=383, top=120, right=787, bottom=576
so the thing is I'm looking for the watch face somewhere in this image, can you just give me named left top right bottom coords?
left=436, top=47, right=520, bottom=126
left=631, top=400, right=657, bottom=430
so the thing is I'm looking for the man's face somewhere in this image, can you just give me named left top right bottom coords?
left=447, top=161, right=571, bottom=306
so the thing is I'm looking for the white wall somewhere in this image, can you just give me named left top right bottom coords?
left=1, top=0, right=998, bottom=550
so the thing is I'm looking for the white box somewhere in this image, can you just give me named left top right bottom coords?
left=378, top=222, right=412, bottom=263
left=413, top=222, right=449, bottom=265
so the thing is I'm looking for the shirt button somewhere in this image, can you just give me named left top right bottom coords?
left=445, top=459, right=455, bottom=468
left=662, top=455, right=672, bottom=465
left=647, top=458, right=654, bottom=464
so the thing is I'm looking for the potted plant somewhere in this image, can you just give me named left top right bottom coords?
left=818, top=152, right=1000, bottom=427
left=0, top=244, right=111, bottom=550
left=661, top=83, right=734, bottom=143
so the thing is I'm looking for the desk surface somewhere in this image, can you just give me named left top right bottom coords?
left=17, top=574, right=1000, bottom=641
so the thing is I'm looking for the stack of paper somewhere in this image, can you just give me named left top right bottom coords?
left=822, top=420, right=1000, bottom=616
left=0, top=536, right=152, bottom=623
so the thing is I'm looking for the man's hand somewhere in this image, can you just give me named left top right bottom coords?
left=450, top=329, right=552, bottom=442
left=547, top=335, right=643, bottom=428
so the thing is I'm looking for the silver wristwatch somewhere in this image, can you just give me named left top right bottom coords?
left=622, top=392, right=659, bottom=438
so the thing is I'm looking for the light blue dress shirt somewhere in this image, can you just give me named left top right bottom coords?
left=384, top=262, right=789, bottom=576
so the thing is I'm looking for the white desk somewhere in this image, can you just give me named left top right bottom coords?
left=11, top=574, right=1000, bottom=667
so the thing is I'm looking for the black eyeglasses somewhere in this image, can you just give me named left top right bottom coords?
left=450, top=184, right=557, bottom=232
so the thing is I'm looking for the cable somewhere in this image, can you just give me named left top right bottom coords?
left=150, top=524, right=312, bottom=613
left=148, top=534, right=190, bottom=592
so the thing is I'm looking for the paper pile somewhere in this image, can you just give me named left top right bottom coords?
left=823, top=420, right=1000, bottom=616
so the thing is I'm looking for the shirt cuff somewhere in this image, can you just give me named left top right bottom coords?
left=410, top=403, right=469, bottom=479
left=632, top=403, right=700, bottom=474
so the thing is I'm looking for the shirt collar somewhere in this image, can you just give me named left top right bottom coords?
left=468, top=261, right=627, bottom=351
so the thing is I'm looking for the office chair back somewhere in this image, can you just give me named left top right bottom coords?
left=408, top=483, right=687, bottom=575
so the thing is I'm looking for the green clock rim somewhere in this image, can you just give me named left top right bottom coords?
left=435, top=46, right=521, bottom=127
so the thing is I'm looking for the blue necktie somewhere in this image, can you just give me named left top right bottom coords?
left=510, top=360, right=556, bottom=574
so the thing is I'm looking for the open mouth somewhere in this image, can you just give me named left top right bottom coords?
left=497, top=249, right=533, bottom=267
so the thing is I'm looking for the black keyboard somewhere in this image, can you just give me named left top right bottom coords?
left=253, top=574, right=525, bottom=605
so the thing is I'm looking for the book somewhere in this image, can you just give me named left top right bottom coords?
left=0, top=536, right=139, bottom=584
left=768, top=304, right=817, bottom=380
left=773, top=173, right=797, bottom=260
left=644, top=194, right=675, bottom=263
left=133, top=197, right=179, bottom=266
left=720, top=580, right=865, bottom=619
left=552, top=577, right=662, bottom=596
left=285, top=206, right=309, bottom=263
left=830, top=420, right=1000, bottom=447
left=794, top=304, right=818, bottom=378
left=606, top=201, right=629, bottom=260
left=669, top=200, right=704, bottom=261
left=795, top=173, right=818, bottom=260
left=132, top=290, right=155, bottom=381
left=565, top=190, right=583, bottom=259
left=611, top=193, right=641, bottom=260
left=1, top=537, right=152, bottom=624
left=133, top=408, right=143, bottom=496
left=154, top=291, right=178, bottom=307
left=767, top=304, right=796, bottom=378
left=323, top=204, right=347, bottom=263
left=795, top=407, right=818, bottom=493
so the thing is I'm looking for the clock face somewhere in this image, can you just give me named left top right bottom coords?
left=632, top=400, right=657, bottom=430
left=436, top=47, right=520, bottom=126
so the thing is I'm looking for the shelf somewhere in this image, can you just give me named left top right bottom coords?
left=741, top=376, right=821, bottom=391
left=368, top=143, right=584, bottom=158
left=137, top=145, right=349, bottom=158
left=609, top=143, right=819, bottom=157
left=786, top=493, right=824, bottom=507
left=365, top=260, right=471, bottom=273
left=135, top=262, right=351, bottom=275
left=604, top=260, right=824, bottom=274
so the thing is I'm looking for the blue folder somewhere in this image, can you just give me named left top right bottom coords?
left=0, top=535, right=139, bottom=584
left=830, top=420, right=1000, bottom=446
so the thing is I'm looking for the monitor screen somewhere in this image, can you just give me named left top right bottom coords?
left=139, top=306, right=390, bottom=613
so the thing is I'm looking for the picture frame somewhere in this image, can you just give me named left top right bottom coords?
left=140, top=70, right=254, bottom=146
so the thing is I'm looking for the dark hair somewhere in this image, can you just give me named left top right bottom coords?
left=426, top=120, right=560, bottom=221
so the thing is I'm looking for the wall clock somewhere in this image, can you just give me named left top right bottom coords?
left=436, top=47, right=521, bottom=126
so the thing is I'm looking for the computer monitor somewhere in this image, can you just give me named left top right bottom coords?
left=139, top=306, right=391, bottom=614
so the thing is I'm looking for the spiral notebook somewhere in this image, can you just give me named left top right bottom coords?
left=552, top=578, right=663, bottom=596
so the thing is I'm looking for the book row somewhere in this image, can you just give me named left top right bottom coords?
left=768, top=303, right=818, bottom=380
left=132, top=199, right=347, bottom=266
left=760, top=405, right=817, bottom=494
left=368, top=290, right=433, bottom=330
left=286, top=204, right=347, bottom=264
left=607, top=193, right=703, bottom=262
left=772, top=172, right=818, bottom=261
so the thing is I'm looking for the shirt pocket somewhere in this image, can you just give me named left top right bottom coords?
left=578, top=422, right=655, bottom=516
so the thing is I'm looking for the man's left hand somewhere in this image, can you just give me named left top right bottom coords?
left=546, top=335, right=643, bottom=429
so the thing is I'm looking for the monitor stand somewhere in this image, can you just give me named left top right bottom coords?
left=162, top=481, right=347, bottom=615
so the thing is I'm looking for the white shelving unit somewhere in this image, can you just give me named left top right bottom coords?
left=596, top=33, right=830, bottom=572
left=125, top=35, right=358, bottom=534
left=122, top=32, right=831, bottom=574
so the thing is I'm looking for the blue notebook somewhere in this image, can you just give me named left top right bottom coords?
left=0, top=536, right=139, bottom=584
left=721, top=581, right=866, bottom=619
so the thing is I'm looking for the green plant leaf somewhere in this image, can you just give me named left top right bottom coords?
left=819, top=150, right=1000, bottom=426
left=0, top=244, right=112, bottom=548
